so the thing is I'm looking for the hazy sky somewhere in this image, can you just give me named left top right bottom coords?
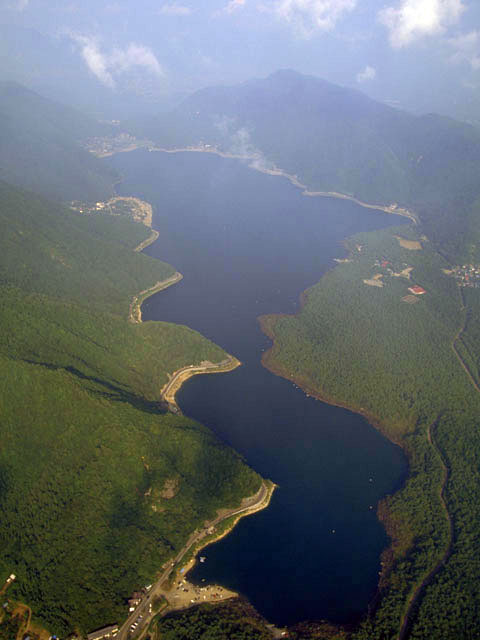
left=3, top=0, right=480, bottom=118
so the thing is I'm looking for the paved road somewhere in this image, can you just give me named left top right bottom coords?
left=116, top=481, right=269, bottom=640
left=397, top=421, right=453, bottom=640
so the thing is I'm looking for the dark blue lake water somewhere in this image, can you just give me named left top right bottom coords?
left=110, top=150, right=407, bottom=626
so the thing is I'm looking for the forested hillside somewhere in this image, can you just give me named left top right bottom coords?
left=150, top=599, right=273, bottom=640
left=0, top=182, right=261, bottom=635
left=0, top=82, right=116, bottom=200
left=261, top=227, right=480, bottom=638
left=3, top=67, right=480, bottom=640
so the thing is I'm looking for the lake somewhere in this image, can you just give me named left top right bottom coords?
left=110, top=150, right=407, bottom=626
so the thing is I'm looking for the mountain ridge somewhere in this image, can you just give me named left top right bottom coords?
left=0, top=81, right=116, bottom=201
left=136, top=70, right=480, bottom=260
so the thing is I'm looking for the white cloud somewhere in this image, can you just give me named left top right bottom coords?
left=214, top=118, right=273, bottom=170
left=76, top=37, right=115, bottom=87
left=6, top=0, right=29, bottom=10
left=224, top=0, right=246, bottom=12
left=213, top=0, right=246, bottom=16
left=449, top=30, right=480, bottom=69
left=356, top=65, right=376, bottom=83
left=379, top=0, right=465, bottom=49
left=72, top=36, right=164, bottom=88
left=268, top=0, right=356, bottom=37
left=158, top=3, right=192, bottom=16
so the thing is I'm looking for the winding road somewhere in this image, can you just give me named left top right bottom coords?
left=397, top=420, right=453, bottom=639
left=116, top=480, right=272, bottom=640
left=450, top=293, right=480, bottom=394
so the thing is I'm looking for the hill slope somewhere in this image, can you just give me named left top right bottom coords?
left=0, top=82, right=116, bottom=200
left=0, top=181, right=260, bottom=635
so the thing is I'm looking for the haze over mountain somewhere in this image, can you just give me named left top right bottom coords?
left=3, top=2, right=480, bottom=639
left=0, top=24, right=174, bottom=119
left=2, top=0, right=480, bottom=123
left=139, top=69, right=480, bottom=259
left=0, top=81, right=116, bottom=200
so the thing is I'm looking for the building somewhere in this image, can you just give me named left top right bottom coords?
left=86, top=624, right=118, bottom=640
left=408, top=285, right=426, bottom=295
left=128, top=591, right=143, bottom=611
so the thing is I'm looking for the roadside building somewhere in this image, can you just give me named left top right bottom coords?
left=128, top=591, right=143, bottom=611
left=86, top=624, right=118, bottom=640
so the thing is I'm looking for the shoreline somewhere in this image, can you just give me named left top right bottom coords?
left=178, top=479, right=276, bottom=583
left=258, top=279, right=409, bottom=593
left=259, top=313, right=399, bottom=444
left=149, top=146, right=418, bottom=225
left=129, top=272, right=183, bottom=324
left=134, top=228, right=159, bottom=253
left=120, top=194, right=276, bottom=635
left=118, top=147, right=410, bottom=630
left=117, top=481, right=277, bottom=638
left=259, top=312, right=412, bottom=618
left=160, top=356, right=241, bottom=412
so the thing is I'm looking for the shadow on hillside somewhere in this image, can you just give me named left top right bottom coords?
left=22, top=359, right=170, bottom=415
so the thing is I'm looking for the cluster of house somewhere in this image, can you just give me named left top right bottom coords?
left=85, top=585, right=152, bottom=640
left=194, top=142, right=216, bottom=151
left=449, top=264, right=480, bottom=288
left=69, top=201, right=106, bottom=215
left=369, top=256, right=428, bottom=301
left=373, top=257, right=393, bottom=269
left=83, top=133, right=146, bottom=157
left=128, top=591, right=143, bottom=613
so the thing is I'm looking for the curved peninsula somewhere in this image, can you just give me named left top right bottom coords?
left=161, top=357, right=241, bottom=412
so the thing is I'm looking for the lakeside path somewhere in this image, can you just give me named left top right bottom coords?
left=116, top=480, right=276, bottom=640
left=134, top=229, right=159, bottom=253
left=150, top=146, right=418, bottom=225
left=128, top=272, right=183, bottom=324
left=160, top=357, right=241, bottom=412
left=128, top=213, right=243, bottom=406
left=122, top=207, right=278, bottom=635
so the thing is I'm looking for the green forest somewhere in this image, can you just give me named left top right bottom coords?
left=3, top=68, right=480, bottom=640
left=0, top=181, right=261, bottom=636
left=262, top=227, right=480, bottom=638
left=150, top=599, right=273, bottom=640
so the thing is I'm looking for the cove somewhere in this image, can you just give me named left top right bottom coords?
left=110, top=150, right=407, bottom=627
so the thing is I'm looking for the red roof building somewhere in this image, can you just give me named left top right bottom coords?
left=408, top=285, right=426, bottom=295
